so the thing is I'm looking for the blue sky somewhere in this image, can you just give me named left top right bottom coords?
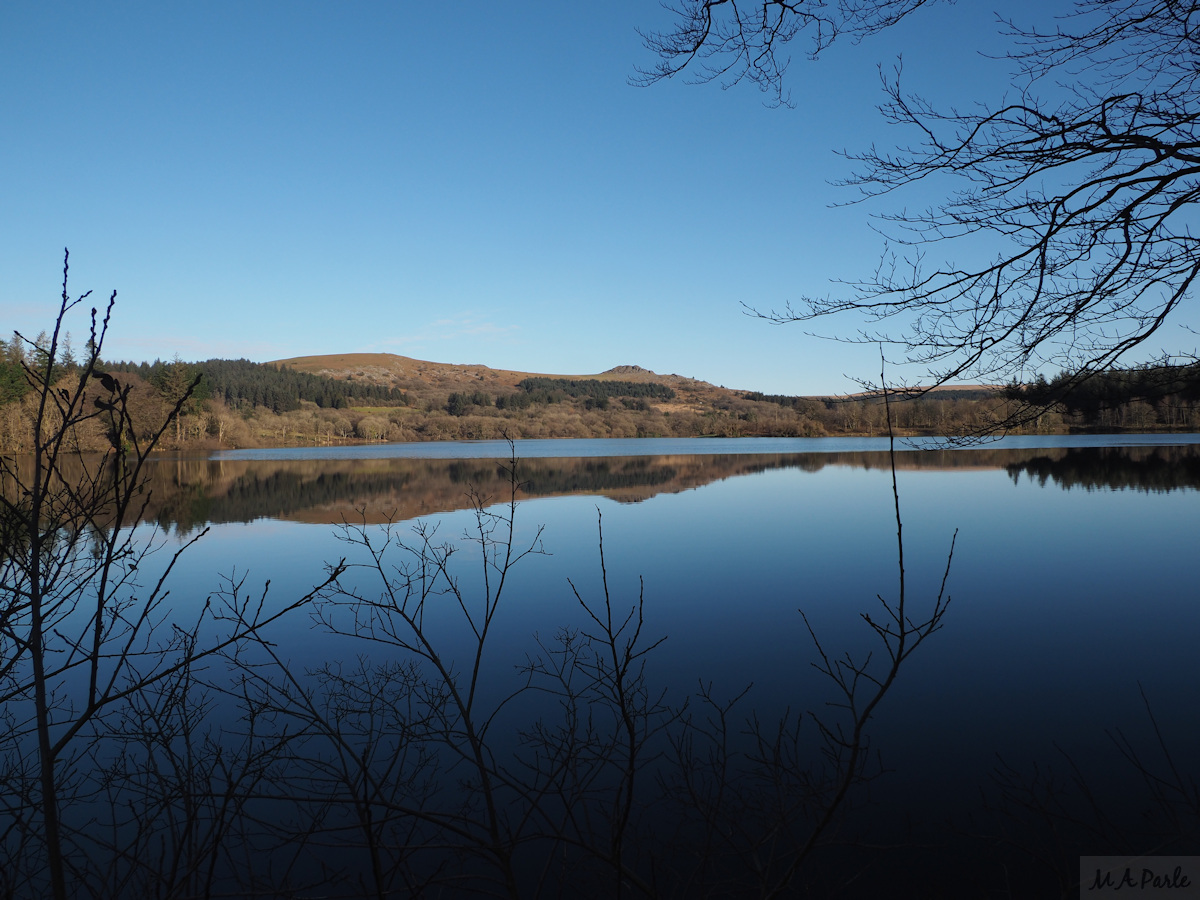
left=4, top=1, right=1190, bottom=395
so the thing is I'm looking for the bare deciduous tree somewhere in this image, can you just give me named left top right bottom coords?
left=633, top=0, right=937, bottom=107
left=640, top=1, right=1200, bottom=422
left=1, top=258, right=957, bottom=896
left=0, top=252, right=341, bottom=900
left=228, top=430, right=953, bottom=897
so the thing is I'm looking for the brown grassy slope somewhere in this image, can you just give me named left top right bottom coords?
left=266, top=354, right=1005, bottom=444
left=270, top=353, right=536, bottom=393
left=268, top=353, right=741, bottom=410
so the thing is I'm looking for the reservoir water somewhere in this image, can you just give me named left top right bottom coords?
left=14, top=435, right=1200, bottom=896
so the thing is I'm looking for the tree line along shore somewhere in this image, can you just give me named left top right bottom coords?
left=2, top=340, right=1199, bottom=453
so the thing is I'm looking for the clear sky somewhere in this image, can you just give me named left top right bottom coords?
left=4, top=1, right=1192, bottom=395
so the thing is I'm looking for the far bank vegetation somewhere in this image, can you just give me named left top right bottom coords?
left=3, top=336, right=1198, bottom=452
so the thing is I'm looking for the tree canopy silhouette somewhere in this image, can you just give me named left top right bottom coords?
left=640, top=1, right=1200, bottom=411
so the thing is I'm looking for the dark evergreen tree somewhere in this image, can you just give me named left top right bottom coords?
left=517, top=378, right=675, bottom=402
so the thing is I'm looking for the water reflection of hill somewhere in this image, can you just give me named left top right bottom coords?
left=18, top=444, right=1199, bottom=534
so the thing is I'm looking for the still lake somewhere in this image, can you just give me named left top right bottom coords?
left=145, top=434, right=1200, bottom=894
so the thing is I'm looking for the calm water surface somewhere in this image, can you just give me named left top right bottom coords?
left=213, top=432, right=1200, bottom=460
left=146, top=436, right=1200, bottom=893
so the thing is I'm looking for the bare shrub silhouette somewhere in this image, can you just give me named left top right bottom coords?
left=0, top=252, right=341, bottom=899
left=2, top=260, right=962, bottom=897
left=225, top=420, right=955, bottom=897
left=977, top=684, right=1200, bottom=897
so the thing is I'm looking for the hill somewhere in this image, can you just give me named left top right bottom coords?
left=268, top=353, right=736, bottom=414
left=271, top=353, right=716, bottom=394
left=0, top=348, right=1010, bottom=454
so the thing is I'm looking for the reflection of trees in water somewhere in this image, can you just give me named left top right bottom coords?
left=203, top=468, right=417, bottom=529
left=18, top=444, right=1197, bottom=534
left=1005, top=446, right=1200, bottom=493
left=130, top=456, right=779, bottom=532
left=521, top=458, right=678, bottom=498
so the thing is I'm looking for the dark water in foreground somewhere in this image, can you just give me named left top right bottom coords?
left=47, top=437, right=1200, bottom=895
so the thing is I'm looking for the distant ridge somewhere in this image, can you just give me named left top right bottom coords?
left=270, top=352, right=995, bottom=403
left=269, top=353, right=715, bottom=398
